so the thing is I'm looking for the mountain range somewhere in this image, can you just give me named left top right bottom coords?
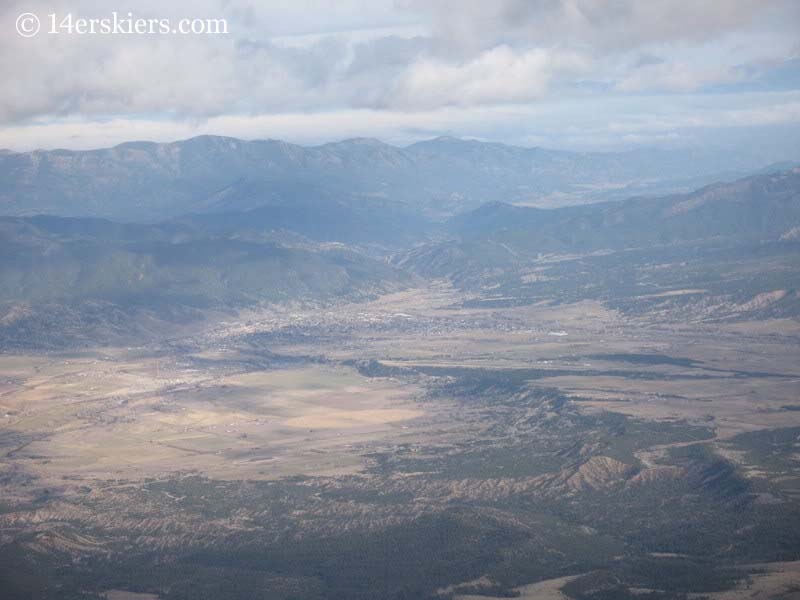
left=398, top=167, right=800, bottom=287
left=1, top=136, right=799, bottom=347
left=0, top=135, right=786, bottom=222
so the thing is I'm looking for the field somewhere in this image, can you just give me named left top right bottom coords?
left=1, top=359, right=423, bottom=483
left=2, top=281, right=800, bottom=599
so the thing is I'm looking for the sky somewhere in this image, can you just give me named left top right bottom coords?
left=1, top=0, right=800, bottom=154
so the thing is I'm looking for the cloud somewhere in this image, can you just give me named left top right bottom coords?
left=402, top=0, right=800, bottom=53
left=385, top=45, right=588, bottom=108
left=0, top=0, right=799, bottom=150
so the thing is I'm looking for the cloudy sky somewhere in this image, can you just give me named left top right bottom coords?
left=2, top=0, right=800, bottom=153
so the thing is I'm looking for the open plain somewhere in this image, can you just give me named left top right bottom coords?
left=2, top=275, right=800, bottom=599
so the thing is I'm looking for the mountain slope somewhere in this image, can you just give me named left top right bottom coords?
left=448, top=167, right=800, bottom=254
left=396, top=168, right=800, bottom=319
left=0, top=216, right=410, bottom=307
left=0, top=215, right=412, bottom=347
left=0, top=135, right=771, bottom=222
left=175, top=184, right=436, bottom=247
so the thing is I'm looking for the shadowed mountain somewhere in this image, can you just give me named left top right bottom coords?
left=0, top=215, right=411, bottom=307
left=0, top=215, right=412, bottom=347
left=175, top=179, right=437, bottom=247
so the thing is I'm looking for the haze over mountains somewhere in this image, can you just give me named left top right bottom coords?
left=1, top=136, right=798, bottom=350
left=1, top=135, right=790, bottom=222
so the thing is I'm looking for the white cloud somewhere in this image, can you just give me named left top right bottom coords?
left=387, top=45, right=588, bottom=108
left=0, top=0, right=799, bottom=150
left=403, top=0, right=799, bottom=53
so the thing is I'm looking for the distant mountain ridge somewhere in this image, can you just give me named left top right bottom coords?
left=0, top=134, right=776, bottom=222
left=398, top=167, right=800, bottom=281
left=451, top=167, right=800, bottom=250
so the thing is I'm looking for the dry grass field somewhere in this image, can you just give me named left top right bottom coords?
left=2, top=283, right=799, bottom=600
left=1, top=357, right=424, bottom=486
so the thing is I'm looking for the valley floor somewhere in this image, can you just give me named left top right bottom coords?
left=2, top=282, right=800, bottom=599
